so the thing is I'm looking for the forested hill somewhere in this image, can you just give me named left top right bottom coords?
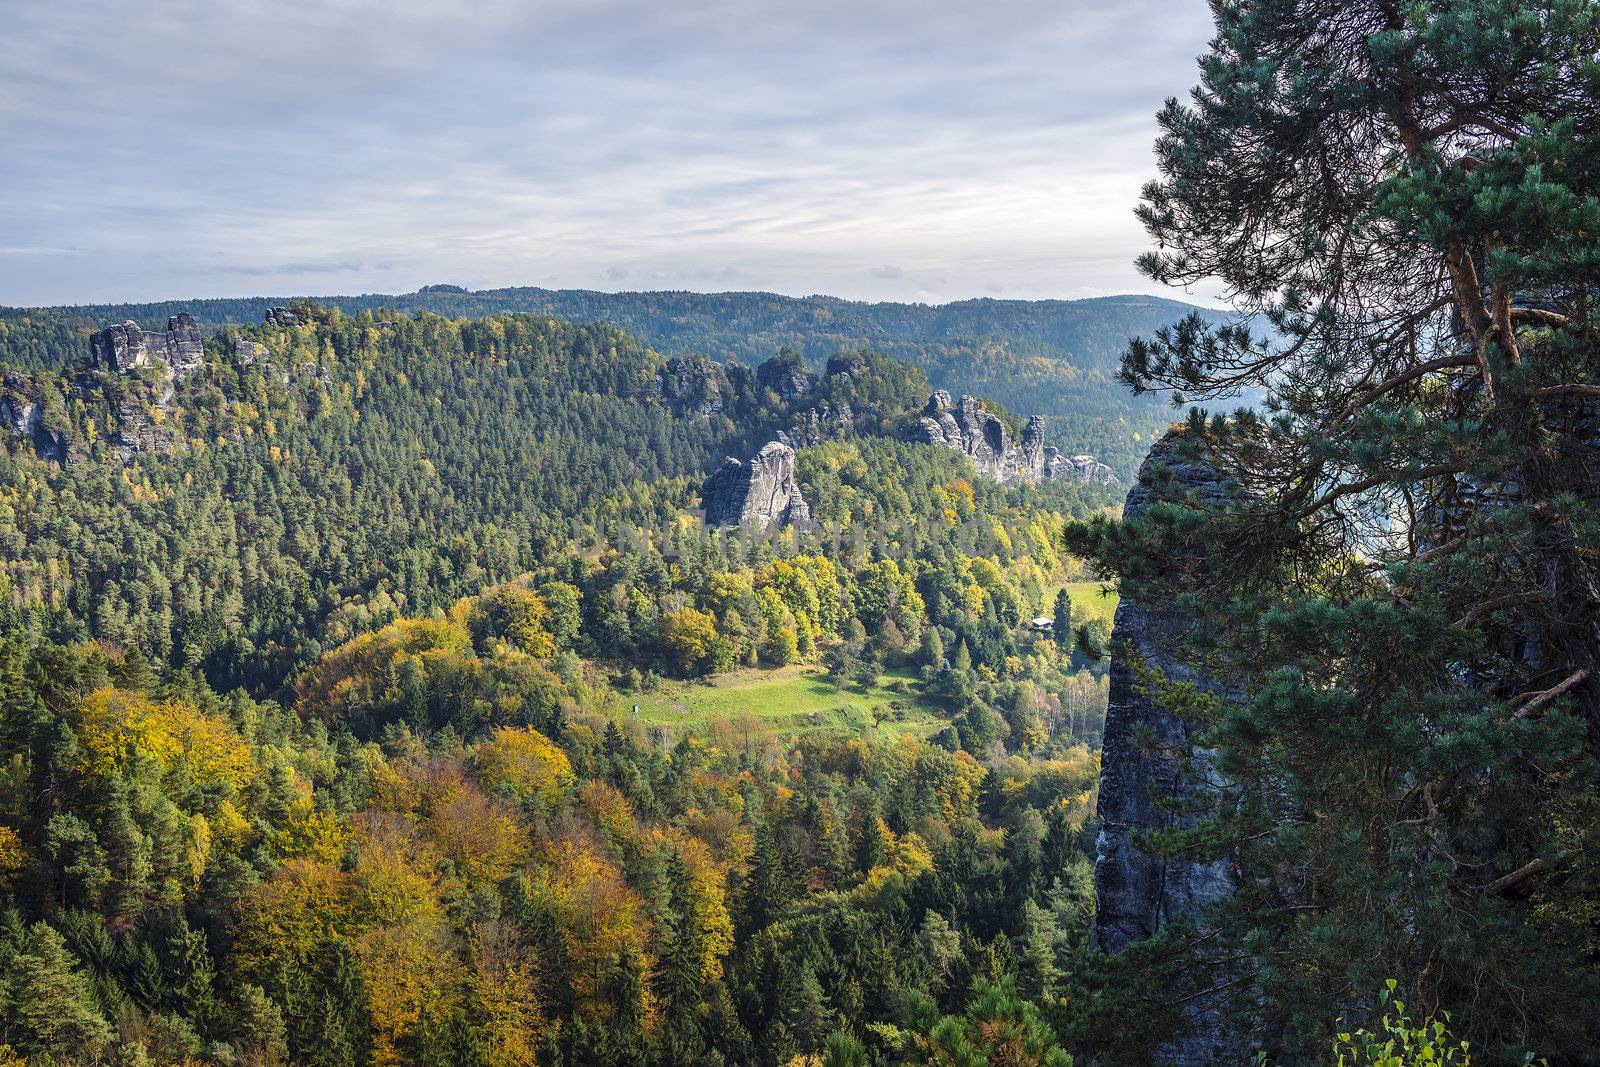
left=0, top=302, right=1120, bottom=697
left=1, top=288, right=1227, bottom=474
left=12, top=288, right=1217, bottom=369
left=0, top=301, right=1133, bottom=1065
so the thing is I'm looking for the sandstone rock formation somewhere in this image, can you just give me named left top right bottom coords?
left=824, top=352, right=868, bottom=380
left=906, top=391, right=1116, bottom=486
left=1092, top=429, right=1242, bottom=1065
left=0, top=383, right=70, bottom=464
left=264, top=306, right=301, bottom=327
left=702, top=441, right=814, bottom=532
left=908, top=391, right=1023, bottom=481
left=1021, top=415, right=1048, bottom=475
left=788, top=400, right=856, bottom=446
left=756, top=351, right=816, bottom=403
left=90, top=314, right=203, bottom=377
left=657, top=355, right=728, bottom=417
left=107, top=397, right=176, bottom=463
left=233, top=338, right=270, bottom=365
left=1047, top=451, right=1118, bottom=484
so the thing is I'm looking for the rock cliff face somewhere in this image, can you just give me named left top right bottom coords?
left=233, top=338, right=270, bottom=366
left=788, top=400, right=856, bottom=446
left=1092, top=430, right=1242, bottom=1065
left=8, top=312, right=211, bottom=464
left=657, top=355, right=729, bottom=417
left=908, top=391, right=1023, bottom=481
left=0, top=382, right=71, bottom=464
left=90, top=314, right=204, bottom=377
left=756, top=351, right=816, bottom=403
left=1046, top=451, right=1118, bottom=484
left=702, top=441, right=814, bottom=532
left=907, top=391, right=1116, bottom=486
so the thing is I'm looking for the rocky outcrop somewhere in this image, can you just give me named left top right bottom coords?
left=1021, top=415, right=1048, bottom=476
left=702, top=441, right=814, bottom=532
left=756, top=351, right=816, bottom=403
left=264, top=306, right=301, bottom=328
left=907, top=391, right=1118, bottom=486
left=1047, top=450, right=1118, bottom=484
left=90, top=314, right=204, bottom=377
left=233, top=338, right=270, bottom=366
left=825, top=352, right=868, bottom=380
left=0, top=381, right=71, bottom=464
left=657, top=355, right=729, bottom=417
left=1092, top=430, right=1242, bottom=1064
left=107, top=398, right=176, bottom=463
left=908, top=391, right=1023, bottom=481
left=90, top=321, right=149, bottom=373
left=789, top=400, right=856, bottom=446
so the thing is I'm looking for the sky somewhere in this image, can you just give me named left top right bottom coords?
left=1, top=0, right=1218, bottom=308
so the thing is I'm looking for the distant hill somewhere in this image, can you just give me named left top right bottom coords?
left=1, top=287, right=1230, bottom=473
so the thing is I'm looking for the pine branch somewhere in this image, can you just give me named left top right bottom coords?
left=1291, top=463, right=1470, bottom=521
left=1534, top=384, right=1600, bottom=400
left=1512, top=669, right=1590, bottom=720
left=1411, top=534, right=1466, bottom=565
left=1485, top=858, right=1551, bottom=895
left=1511, top=307, right=1569, bottom=327
left=1455, top=591, right=1546, bottom=628
left=1340, top=353, right=1478, bottom=419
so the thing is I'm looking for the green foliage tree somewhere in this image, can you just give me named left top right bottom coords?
left=1051, top=589, right=1072, bottom=650
left=1073, top=0, right=1600, bottom=1058
left=897, top=978, right=1073, bottom=1067
left=0, top=921, right=114, bottom=1060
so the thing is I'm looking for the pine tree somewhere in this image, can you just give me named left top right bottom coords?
left=1079, top=0, right=1600, bottom=1057
left=0, top=923, right=114, bottom=1061
left=1050, top=589, right=1072, bottom=651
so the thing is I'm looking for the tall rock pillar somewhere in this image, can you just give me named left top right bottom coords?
left=1092, top=429, right=1243, bottom=1064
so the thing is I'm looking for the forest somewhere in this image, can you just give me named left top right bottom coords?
left=0, top=291, right=1225, bottom=478
left=0, top=302, right=1145, bottom=1065
left=3, top=0, right=1599, bottom=1065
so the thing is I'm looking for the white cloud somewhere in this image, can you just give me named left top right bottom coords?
left=0, top=0, right=1218, bottom=306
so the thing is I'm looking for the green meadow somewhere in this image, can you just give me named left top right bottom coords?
left=1061, top=579, right=1119, bottom=631
left=622, top=665, right=947, bottom=737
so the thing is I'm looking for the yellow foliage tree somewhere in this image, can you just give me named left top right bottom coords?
left=472, top=727, right=575, bottom=806
left=75, top=687, right=256, bottom=794
left=353, top=917, right=461, bottom=1066
left=295, top=617, right=471, bottom=721
left=234, top=859, right=354, bottom=974
left=268, top=802, right=351, bottom=865
left=662, top=831, right=734, bottom=984
left=0, top=826, right=24, bottom=888
left=476, top=585, right=557, bottom=658
left=424, top=782, right=530, bottom=886
left=660, top=607, right=719, bottom=675
left=525, top=843, right=651, bottom=1019
left=468, top=921, right=547, bottom=1067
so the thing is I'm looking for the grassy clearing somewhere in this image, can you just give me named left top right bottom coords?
left=620, top=665, right=948, bottom=737
left=1062, top=580, right=1120, bottom=632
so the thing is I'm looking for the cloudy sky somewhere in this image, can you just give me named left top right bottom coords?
left=2, top=0, right=1217, bottom=307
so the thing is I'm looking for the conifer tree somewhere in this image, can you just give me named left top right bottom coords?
left=1051, top=589, right=1072, bottom=651
left=0, top=922, right=113, bottom=1061
left=1076, top=0, right=1600, bottom=1057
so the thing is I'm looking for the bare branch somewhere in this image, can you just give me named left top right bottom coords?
left=1485, top=857, right=1554, bottom=896
left=1291, top=463, right=1470, bottom=521
left=1534, top=384, right=1600, bottom=400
